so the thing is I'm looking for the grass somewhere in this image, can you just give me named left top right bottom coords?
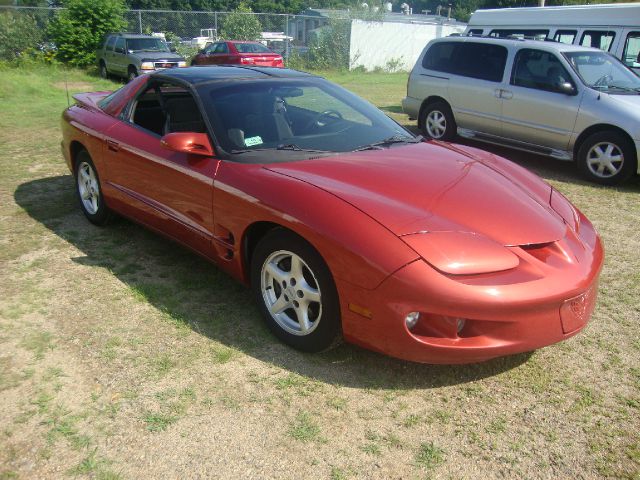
left=0, top=62, right=638, bottom=479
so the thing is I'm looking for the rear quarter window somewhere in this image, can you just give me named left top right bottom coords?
left=422, top=42, right=456, bottom=73
left=422, top=42, right=507, bottom=82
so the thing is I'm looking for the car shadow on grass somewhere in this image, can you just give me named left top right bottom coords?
left=16, top=175, right=539, bottom=390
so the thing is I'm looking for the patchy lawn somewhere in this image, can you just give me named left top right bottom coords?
left=0, top=64, right=639, bottom=479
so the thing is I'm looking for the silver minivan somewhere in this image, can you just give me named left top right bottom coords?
left=402, top=37, right=640, bottom=185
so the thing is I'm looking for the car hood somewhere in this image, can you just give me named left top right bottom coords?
left=607, top=91, right=640, bottom=109
left=266, top=142, right=565, bottom=246
left=134, top=52, right=184, bottom=61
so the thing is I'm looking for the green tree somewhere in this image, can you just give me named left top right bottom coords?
left=220, top=3, right=262, bottom=40
left=0, top=11, right=43, bottom=61
left=48, top=0, right=127, bottom=66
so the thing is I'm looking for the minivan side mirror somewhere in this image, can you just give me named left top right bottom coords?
left=557, top=82, right=577, bottom=95
left=160, top=132, right=214, bottom=157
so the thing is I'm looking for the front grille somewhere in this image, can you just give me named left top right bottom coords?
left=154, top=62, right=178, bottom=69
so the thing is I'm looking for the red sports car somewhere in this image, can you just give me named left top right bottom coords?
left=60, top=66, right=603, bottom=364
left=191, top=40, right=284, bottom=67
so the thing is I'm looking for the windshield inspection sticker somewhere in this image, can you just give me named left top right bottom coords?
left=244, top=136, right=263, bottom=147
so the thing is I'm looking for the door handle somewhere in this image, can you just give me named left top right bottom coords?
left=501, top=90, right=513, bottom=100
left=494, top=89, right=503, bottom=98
left=106, top=139, right=119, bottom=152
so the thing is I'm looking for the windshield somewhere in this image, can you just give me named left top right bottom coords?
left=234, top=42, right=273, bottom=54
left=564, top=51, right=640, bottom=92
left=126, top=38, right=170, bottom=53
left=197, top=78, right=416, bottom=158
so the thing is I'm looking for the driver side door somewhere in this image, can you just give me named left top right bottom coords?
left=102, top=79, right=219, bottom=256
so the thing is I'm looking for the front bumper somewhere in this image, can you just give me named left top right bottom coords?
left=339, top=219, right=604, bottom=364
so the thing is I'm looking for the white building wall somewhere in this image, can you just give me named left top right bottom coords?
left=349, top=20, right=466, bottom=71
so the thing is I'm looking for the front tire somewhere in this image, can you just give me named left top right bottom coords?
left=99, top=61, right=108, bottom=79
left=75, top=150, right=111, bottom=225
left=127, top=66, right=138, bottom=82
left=420, top=101, right=456, bottom=141
left=577, top=131, right=636, bottom=186
left=251, top=229, right=341, bottom=352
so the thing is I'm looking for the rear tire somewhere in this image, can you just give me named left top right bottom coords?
left=420, top=101, right=456, bottom=141
left=75, top=150, right=111, bottom=226
left=577, top=131, right=636, bottom=186
left=251, top=229, right=341, bottom=352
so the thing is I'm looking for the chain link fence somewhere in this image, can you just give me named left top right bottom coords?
left=0, top=5, right=347, bottom=66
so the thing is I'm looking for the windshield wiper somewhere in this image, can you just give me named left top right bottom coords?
left=352, top=135, right=423, bottom=152
left=230, top=145, right=331, bottom=154
left=276, top=144, right=330, bottom=152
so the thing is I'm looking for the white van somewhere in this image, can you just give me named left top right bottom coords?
left=464, top=3, right=640, bottom=73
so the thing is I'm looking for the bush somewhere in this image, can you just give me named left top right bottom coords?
left=220, top=3, right=262, bottom=41
left=0, top=11, right=43, bottom=61
left=48, top=0, right=127, bottom=67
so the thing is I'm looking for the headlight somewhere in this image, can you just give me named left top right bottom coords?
left=140, top=62, right=154, bottom=70
left=402, top=231, right=519, bottom=275
left=178, top=61, right=187, bottom=67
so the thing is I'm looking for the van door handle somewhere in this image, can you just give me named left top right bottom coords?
left=501, top=89, right=513, bottom=100
left=106, top=139, right=119, bottom=152
left=494, top=89, right=503, bottom=98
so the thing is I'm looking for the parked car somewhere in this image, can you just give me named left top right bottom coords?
left=402, top=37, right=640, bottom=185
left=191, top=40, right=284, bottom=67
left=60, top=66, right=603, bottom=364
left=97, top=33, right=187, bottom=82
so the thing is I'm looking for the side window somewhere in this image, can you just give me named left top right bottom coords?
left=105, top=35, right=117, bottom=51
left=511, top=49, right=574, bottom=93
left=131, top=83, right=206, bottom=136
left=204, top=43, right=217, bottom=54
left=468, top=29, right=484, bottom=36
left=489, top=29, right=548, bottom=41
left=622, top=32, right=640, bottom=67
left=422, top=42, right=456, bottom=73
left=553, top=30, right=577, bottom=44
left=214, top=42, right=229, bottom=54
left=453, top=43, right=508, bottom=82
left=114, top=37, right=126, bottom=54
left=580, top=30, right=616, bottom=51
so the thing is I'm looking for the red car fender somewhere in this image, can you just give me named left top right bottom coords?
left=211, top=161, right=420, bottom=291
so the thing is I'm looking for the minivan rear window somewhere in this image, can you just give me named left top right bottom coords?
left=422, top=42, right=507, bottom=82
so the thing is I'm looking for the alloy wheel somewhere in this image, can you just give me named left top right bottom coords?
left=260, top=250, right=322, bottom=336
left=77, top=161, right=100, bottom=215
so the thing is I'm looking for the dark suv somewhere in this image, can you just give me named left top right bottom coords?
left=97, top=33, right=186, bottom=81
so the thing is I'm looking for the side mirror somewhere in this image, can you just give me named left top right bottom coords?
left=557, top=82, right=577, bottom=95
left=160, top=132, right=214, bottom=157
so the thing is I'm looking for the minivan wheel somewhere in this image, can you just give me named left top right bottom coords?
left=420, top=102, right=456, bottom=141
left=577, top=131, right=636, bottom=186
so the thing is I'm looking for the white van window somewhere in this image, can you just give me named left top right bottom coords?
left=622, top=32, right=640, bottom=68
left=469, top=29, right=484, bottom=36
left=553, top=30, right=577, bottom=44
left=580, top=31, right=616, bottom=51
left=489, top=29, right=548, bottom=41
